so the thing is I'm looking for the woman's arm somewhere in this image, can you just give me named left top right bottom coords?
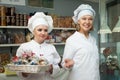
left=62, top=41, right=75, bottom=69
left=50, top=45, right=61, bottom=77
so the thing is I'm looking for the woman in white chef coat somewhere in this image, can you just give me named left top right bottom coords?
left=62, top=4, right=100, bottom=80
left=16, top=12, right=61, bottom=80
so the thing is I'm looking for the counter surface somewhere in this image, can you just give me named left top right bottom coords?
left=0, top=73, right=20, bottom=80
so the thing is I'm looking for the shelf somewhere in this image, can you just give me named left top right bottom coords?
left=0, top=26, right=28, bottom=29
left=0, top=43, right=65, bottom=47
left=53, top=27, right=76, bottom=30
left=0, top=26, right=76, bottom=30
left=52, top=42, right=65, bottom=45
left=0, top=44, right=21, bottom=47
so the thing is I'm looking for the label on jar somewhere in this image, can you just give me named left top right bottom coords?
left=6, top=16, right=11, bottom=26
left=16, top=19, right=20, bottom=26
left=1, top=16, right=6, bottom=26
left=11, top=16, right=16, bottom=25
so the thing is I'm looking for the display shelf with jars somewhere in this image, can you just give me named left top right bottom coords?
left=0, top=26, right=75, bottom=47
left=0, top=5, right=76, bottom=48
left=0, top=5, right=76, bottom=47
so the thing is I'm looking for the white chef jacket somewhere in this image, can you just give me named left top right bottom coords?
left=16, top=40, right=61, bottom=80
left=62, top=31, right=100, bottom=80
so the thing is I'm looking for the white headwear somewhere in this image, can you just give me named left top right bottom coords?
left=28, top=12, right=53, bottom=33
left=72, top=4, right=96, bottom=24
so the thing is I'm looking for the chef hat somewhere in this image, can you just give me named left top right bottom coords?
left=28, top=12, right=53, bottom=33
left=72, top=4, right=96, bottom=24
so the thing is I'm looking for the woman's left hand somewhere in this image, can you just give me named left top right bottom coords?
left=22, top=72, right=30, bottom=77
left=46, top=64, right=53, bottom=74
left=64, top=58, right=74, bottom=68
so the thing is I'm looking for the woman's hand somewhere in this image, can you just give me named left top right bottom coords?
left=22, top=72, right=30, bottom=77
left=64, top=58, right=74, bottom=68
left=46, top=64, right=53, bottom=74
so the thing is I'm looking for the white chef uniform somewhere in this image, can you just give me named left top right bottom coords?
left=16, top=40, right=61, bottom=80
left=62, top=31, right=100, bottom=80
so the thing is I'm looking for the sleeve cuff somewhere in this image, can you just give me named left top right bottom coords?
left=50, top=65, right=61, bottom=77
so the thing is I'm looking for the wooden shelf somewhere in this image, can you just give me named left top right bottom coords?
left=0, top=26, right=28, bottom=29
left=0, top=26, right=76, bottom=30
left=52, top=42, right=65, bottom=45
left=53, top=27, right=76, bottom=30
left=0, top=43, right=65, bottom=47
left=0, top=44, right=21, bottom=47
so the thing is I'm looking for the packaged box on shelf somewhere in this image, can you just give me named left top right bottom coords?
left=0, top=65, right=5, bottom=73
left=0, top=53, right=10, bottom=66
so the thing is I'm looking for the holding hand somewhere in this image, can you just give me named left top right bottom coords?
left=22, top=73, right=30, bottom=77
left=64, top=58, right=74, bottom=68
left=46, top=64, right=53, bottom=74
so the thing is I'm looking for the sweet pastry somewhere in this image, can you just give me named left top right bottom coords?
left=39, top=57, right=48, bottom=66
left=11, top=51, right=48, bottom=66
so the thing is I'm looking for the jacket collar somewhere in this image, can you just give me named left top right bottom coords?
left=31, top=40, right=47, bottom=47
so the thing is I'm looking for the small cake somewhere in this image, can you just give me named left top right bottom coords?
left=39, top=57, right=48, bottom=66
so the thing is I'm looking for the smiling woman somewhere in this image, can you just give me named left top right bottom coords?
left=14, top=12, right=61, bottom=80
left=61, top=4, right=100, bottom=80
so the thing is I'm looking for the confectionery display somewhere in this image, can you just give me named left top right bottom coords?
left=11, top=52, right=48, bottom=65
left=7, top=51, right=50, bottom=73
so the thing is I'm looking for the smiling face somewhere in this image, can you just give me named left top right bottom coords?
left=33, top=25, right=48, bottom=43
left=78, top=15, right=93, bottom=34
